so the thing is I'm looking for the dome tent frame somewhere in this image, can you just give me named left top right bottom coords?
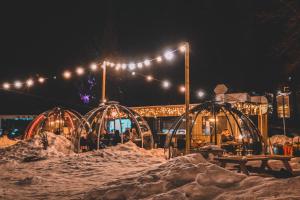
left=24, top=107, right=84, bottom=151
left=164, top=101, right=265, bottom=159
left=77, top=101, right=153, bottom=151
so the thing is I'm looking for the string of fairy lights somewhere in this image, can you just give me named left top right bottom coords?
left=0, top=43, right=205, bottom=98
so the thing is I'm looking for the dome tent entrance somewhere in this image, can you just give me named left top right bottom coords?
left=77, top=101, right=153, bottom=151
left=24, top=107, right=83, bottom=151
left=165, top=101, right=265, bottom=159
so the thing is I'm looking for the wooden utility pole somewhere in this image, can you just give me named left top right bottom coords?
left=185, top=42, right=190, bottom=155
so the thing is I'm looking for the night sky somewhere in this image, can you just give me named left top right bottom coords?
left=0, top=0, right=296, bottom=114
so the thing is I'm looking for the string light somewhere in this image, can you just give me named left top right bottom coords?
left=197, top=90, right=205, bottom=98
left=3, top=83, right=10, bottom=90
left=156, top=56, right=162, bottom=62
left=137, top=63, right=143, bottom=69
left=76, top=67, right=85, bottom=75
left=110, top=63, right=115, bottom=67
left=146, top=75, right=153, bottom=81
left=164, top=50, right=174, bottom=60
left=144, top=59, right=151, bottom=66
left=26, top=79, right=34, bottom=87
left=131, top=71, right=136, bottom=76
left=179, top=85, right=185, bottom=93
left=63, top=71, right=72, bottom=79
left=179, top=45, right=186, bottom=53
left=90, top=63, right=98, bottom=71
left=121, top=64, right=127, bottom=70
left=38, top=77, right=45, bottom=83
left=14, top=81, right=22, bottom=89
left=162, top=80, right=171, bottom=89
left=129, top=63, right=136, bottom=70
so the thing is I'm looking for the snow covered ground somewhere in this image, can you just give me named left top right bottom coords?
left=0, top=134, right=300, bottom=200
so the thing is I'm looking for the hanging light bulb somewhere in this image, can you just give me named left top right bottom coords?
left=129, top=63, right=136, bottom=70
left=38, top=77, right=45, bottom=83
left=162, top=80, right=170, bottom=89
left=144, top=59, right=151, bottom=66
left=179, top=45, right=186, bottom=52
left=3, top=82, right=10, bottom=90
left=179, top=85, right=185, bottom=93
left=146, top=75, right=153, bottom=81
left=164, top=50, right=174, bottom=60
left=131, top=71, right=136, bottom=76
left=137, top=62, right=143, bottom=68
left=156, top=56, right=162, bottom=63
left=121, top=63, right=127, bottom=70
left=76, top=67, right=85, bottom=75
left=90, top=63, right=98, bottom=71
left=197, top=90, right=205, bottom=98
left=14, top=81, right=22, bottom=89
left=63, top=70, right=72, bottom=79
left=26, top=79, right=34, bottom=87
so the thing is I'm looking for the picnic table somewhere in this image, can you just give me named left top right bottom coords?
left=214, top=155, right=293, bottom=175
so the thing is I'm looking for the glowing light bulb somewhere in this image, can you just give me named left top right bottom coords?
left=121, top=64, right=127, bottom=70
left=14, top=81, right=22, bottom=89
left=63, top=71, right=72, bottom=79
left=131, top=71, right=136, bottom=76
left=146, top=75, right=153, bottom=81
left=90, top=63, right=98, bottom=71
left=179, top=85, right=185, bottom=93
left=144, top=59, right=151, bottom=66
left=76, top=67, right=85, bottom=75
left=156, top=56, right=162, bottom=62
left=179, top=45, right=186, bottom=52
left=162, top=80, right=171, bottom=89
left=137, top=63, right=143, bottom=68
left=38, top=77, right=45, bottom=83
left=3, top=83, right=10, bottom=90
left=26, top=79, right=34, bottom=87
left=197, top=90, right=205, bottom=98
left=110, top=63, right=115, bottom=67
left=129, top=63, right=136, bottom=70
left=164, top=50, right=174, bottom=60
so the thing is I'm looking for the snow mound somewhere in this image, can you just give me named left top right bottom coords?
left=84, top=153, right=300, bottom=200
left=0, top=132, right=74, bottom=163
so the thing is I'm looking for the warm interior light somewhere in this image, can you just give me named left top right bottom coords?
left=38, top=77, right=45, bottom=83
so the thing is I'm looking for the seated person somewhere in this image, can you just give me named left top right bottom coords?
left=221, top=129, right=235, bottom=153
left=221, top=129, right=234, bottom=143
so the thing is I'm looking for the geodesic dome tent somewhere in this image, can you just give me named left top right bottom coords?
left=165, top=101, right=265, bottom=158
left=24, top=107, right=83, bottom=149
left=77, top=101, right=153, bottom=151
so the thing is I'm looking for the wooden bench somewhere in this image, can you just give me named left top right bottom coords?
left=214, top=155, right=293, bottom=175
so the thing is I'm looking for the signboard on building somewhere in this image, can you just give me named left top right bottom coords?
left=276, top=95, right=290, bottom=118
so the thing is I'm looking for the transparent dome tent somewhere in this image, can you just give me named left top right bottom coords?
left=24, top=107, right=83, bottom=150
left=77, top=101, right=153, bottom=151
left=165, top=101, right=265, bottom=159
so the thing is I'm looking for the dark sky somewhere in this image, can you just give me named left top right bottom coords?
left=0, top=0, right=290, bottom=114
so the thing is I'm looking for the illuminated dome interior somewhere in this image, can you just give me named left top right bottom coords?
left=24, top=107, right=82, bottom=143
left=78, top=101, right=153, bottom=151
left=165, top=101, right=264, bottom=158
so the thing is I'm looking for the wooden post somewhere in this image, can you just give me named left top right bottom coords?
left=185, top=42, right=190, bottom=155
left=102, top=63, right=107, bottom=103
